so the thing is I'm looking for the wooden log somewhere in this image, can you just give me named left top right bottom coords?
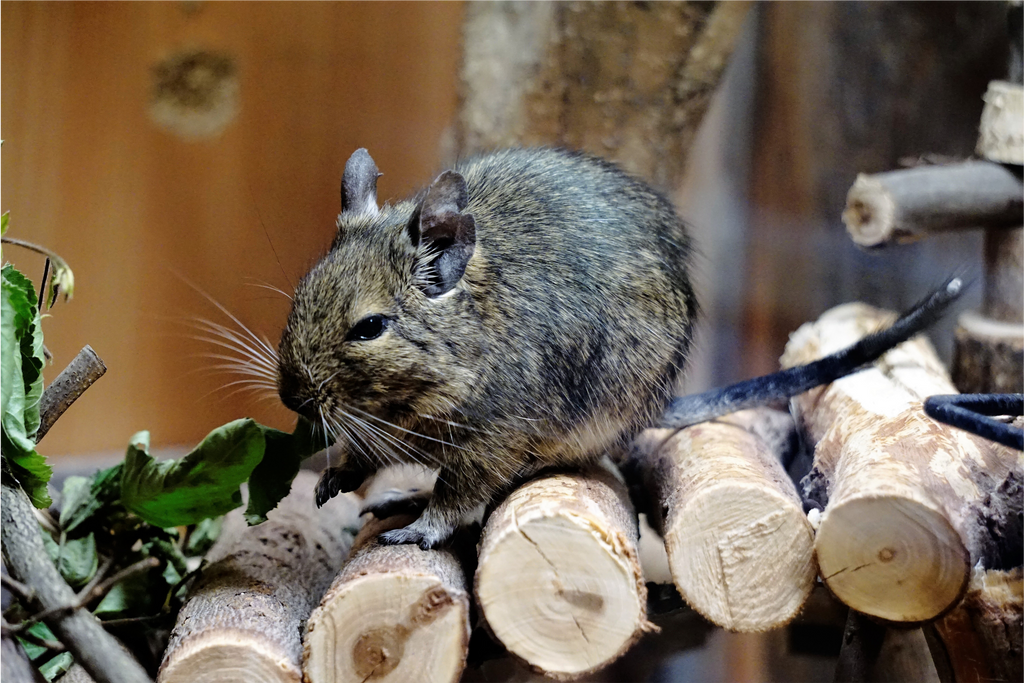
left=782, top=302, right=1021, bottom=623
left=158, top=472, right=360, bottom=683
left=933, top=566, right=1023, bottom=683
left=834, top=610, right=940, bottom=683
left=456, top=1, right=751, bottom=189
left=983, top=227, right=1023, bottom=324
left=631, top=410, right=816, bottom=633
left=840, top=161, right=1024, bottom=247
left=302, top=514, right=471, bottom=683
left=952, top=310, right=1024, bottom=394
left=475, top=467, right=651, bottom=679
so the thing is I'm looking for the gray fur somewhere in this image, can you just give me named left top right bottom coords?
left=278, top=147, right=697, bottom=548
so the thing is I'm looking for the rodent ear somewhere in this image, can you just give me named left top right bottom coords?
left=339, top=148, right=382, bottom=218
left=413, top=170, right=476, bottom=297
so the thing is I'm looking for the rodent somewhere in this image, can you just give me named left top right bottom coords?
left=276, top=147, right=698, bottom=548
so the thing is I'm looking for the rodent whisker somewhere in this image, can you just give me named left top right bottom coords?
left=325, top=408, right=394, bottom=469
left=345, top=404, right=468, bottom=452
left=195, top=377, right=279, bottom=405
left=335, top=406, right=435, bottom=470
left=175, top=275, right=281, bottom=361
left=188, top=318, right=279, bottom=367
left=243, top=277, right=294, bottom=302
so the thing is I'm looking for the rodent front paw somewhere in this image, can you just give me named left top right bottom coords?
left=377, top=519, right=449, bottom=550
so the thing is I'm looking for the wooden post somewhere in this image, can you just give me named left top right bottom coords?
left=782, top=302, right=1021, bottom=623
left=474, top=467, right=651, bottom=679
left=302, top=514, right=471, bottom=683
left=158, top=472, right=361, bottom=683
left=630, top=410, right=816, bottom=633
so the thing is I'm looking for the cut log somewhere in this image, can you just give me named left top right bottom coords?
left=631, top=410, right=816, bottom=633
left=782, top=302, right=1021, bottom=623
left=302, top=514, right=471, bottom=683
left=475, top=467, right=651, bottom=679
left=952, top=310, right=1024, bottom=394
left=158, top=472, right=361, bottom=683
left=456, top=1, right=751, bottom=189
left=841, top=161, right=1024, bottom=247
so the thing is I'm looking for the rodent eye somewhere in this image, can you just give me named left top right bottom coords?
left=346, top=314, right=388, bottom=342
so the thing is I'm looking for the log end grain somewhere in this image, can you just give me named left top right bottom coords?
left=475, top=471, right=649, bottom=679
left=665, top=482, right=816, bottom=632
left=843, top=174, right=899, bottom=247
left=977, top=80, right=1024, bottom=165
left=160, top=629, right=300, bottom=683
left=303, top=515, right=471, bottom=683
left=304, top=571, right=469, bottom=683
left=817, top=495, right=970, bottom=624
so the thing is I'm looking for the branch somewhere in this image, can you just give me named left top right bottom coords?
left=842, top=161, right=1024, bottom=247
left=11, top=558, right=159, bottom=635
left=35, top=346, right=106, bottom=443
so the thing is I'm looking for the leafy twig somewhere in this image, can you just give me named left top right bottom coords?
left=35, top=346, right=106, bottom=444
left=2, top=341, right=152, bottom=683
left=2, top=620, right=66, bottom=653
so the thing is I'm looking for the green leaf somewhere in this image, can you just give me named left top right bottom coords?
left=55, top=533, right=98, bottom=588
left=120, top=420, right=266, bottom=527
left=38, top=652, right=74, bottom=681
left=243, top=426, right=304, bottom=525
left=59, top=464, right=123, bottom=532
left=184, top=516, right=223, bottom=556
left=94, top=571, right=153, bottom=616
left=1, top=211, right=9, bottom=237
left=17, top=622, right=57, bottom=661
left=59, top=476, right=92, bottom=528
left=1, top=264, right=51, bottom=507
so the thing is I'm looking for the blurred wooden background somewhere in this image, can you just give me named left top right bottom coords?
left=2, top=1, right=464, bottom=455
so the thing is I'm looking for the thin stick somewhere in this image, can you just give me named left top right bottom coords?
left=35, top=346, right=106, bottom=443
left=1, top=575, right=35, bottom=604
left=2, top=621, right=66, bottom=653
left=19, top=557, right=161, bottom=632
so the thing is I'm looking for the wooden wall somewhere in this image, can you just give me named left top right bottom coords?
left=2, top=1, right=464, bottom=457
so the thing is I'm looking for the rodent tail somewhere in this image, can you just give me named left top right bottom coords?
left=658, top=276, right=965, bottom=430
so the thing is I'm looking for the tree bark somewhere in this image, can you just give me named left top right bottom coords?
left=302, top=514, right=471, bottom=683
left=630, top=410, right=816, bottom=633
left=782, top=302, right=1021, bottom=623
left=158, top=472, right=360, bottom=683
left=456, top=0, right=752, bottom=190
left=35, top=345, right=106, bottom=443
left=475, top=466, right=652, bottom=679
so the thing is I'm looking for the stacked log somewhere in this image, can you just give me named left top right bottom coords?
left=158, top=472, right=361, bottom=683
left=630, top=410, right=816, bottom=633
left=302, top=514, right=471, bottom=683
left=474, top=467, right=652, bottom=678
